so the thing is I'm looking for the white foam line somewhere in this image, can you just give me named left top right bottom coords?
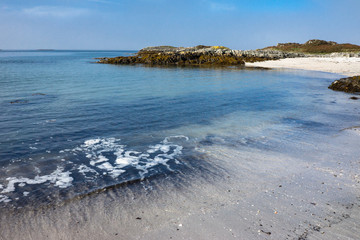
left=1, top=167, right=73, bottom=194
left=0, top=136, right=186, bottom=204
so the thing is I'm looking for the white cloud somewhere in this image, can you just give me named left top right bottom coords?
left=22, top=6, right=89, bottom=18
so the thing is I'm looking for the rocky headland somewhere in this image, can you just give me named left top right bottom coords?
left=97, top=45, right=305, bottom=66
left=98, top=40, right=360, bottom=66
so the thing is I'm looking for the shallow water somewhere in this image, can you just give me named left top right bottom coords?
left=0, top=50, right=359, bottom=210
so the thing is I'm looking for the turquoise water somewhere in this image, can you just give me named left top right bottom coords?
left=0, top=50, right=358, bottom=208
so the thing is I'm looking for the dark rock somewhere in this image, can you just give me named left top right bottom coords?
left=260, top=230, right=271, bottom=235
left=349, top=96, right=359, bottom=100
left=312, top=226, right=321, bottom=232
left=328, top=76, right=360, bottom=93
left=10, top=99, right=29, bottom=104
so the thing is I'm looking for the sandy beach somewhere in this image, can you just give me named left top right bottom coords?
left=246, top=57, right=360, bottom=76
left=2, top=128, right=360, bottom=240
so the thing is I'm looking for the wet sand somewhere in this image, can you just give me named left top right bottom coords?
left=1, top=127, right=360, bottom=240
left=246, top=57, right=360, bottom=76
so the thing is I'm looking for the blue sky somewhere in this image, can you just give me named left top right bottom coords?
left=0, top=0, right=359, bottom=50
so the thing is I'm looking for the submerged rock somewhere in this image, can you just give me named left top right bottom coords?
left=328, top=76, right=360, bottom=93
left=10, top=99, right=29, bottom=104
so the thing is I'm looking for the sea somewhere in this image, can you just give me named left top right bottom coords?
left=0, top=50, right=359, bottom=210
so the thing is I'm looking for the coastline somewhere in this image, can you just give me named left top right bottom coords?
left=245, top=57, right=360, bottom=77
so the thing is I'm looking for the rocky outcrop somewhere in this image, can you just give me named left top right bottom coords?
left=328, top=76, right=360, bottom=93
left=304, top=39, right=337, bottom=46
left=264, top=39, right=360, bottom=54
left=98, top=45, right=306, bottom=66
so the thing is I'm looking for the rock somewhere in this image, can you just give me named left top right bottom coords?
left=304, top=39, right=337, bottom=46
left=98, top=45, right=308, bottom=66
left=328, top=76, right=360, bottom=93
left=10, top=99, right=29, bottom=104
left=99, top=46, right=249, bottom=66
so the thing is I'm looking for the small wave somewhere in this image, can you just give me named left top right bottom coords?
left=0, top=136, right=187, bottom=205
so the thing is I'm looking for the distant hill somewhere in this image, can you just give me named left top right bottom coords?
left=263, top=39, right=360, bottom=54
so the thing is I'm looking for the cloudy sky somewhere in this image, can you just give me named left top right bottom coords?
left=1, top=0, right=359, bottom=50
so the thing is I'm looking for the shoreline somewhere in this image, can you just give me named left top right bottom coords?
left=245, top=57, right=360, bottom=77
left=2, top=129, right=360, bottom=240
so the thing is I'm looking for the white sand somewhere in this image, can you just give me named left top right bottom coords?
left=246, top=57, right=360, bottom=76
left=2, top=130, right=360, bottom=240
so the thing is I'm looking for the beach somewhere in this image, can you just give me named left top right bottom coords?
left=2, top=123, right=360, bottom=240
left=246, top=57, right=360, bottom=77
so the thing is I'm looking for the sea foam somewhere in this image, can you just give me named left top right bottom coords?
left=1, top=167, right=73, bottom=194
left=0, top=136, right=186, bottom=205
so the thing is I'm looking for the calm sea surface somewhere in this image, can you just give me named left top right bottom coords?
left=0, top=50, right=357, bottom=208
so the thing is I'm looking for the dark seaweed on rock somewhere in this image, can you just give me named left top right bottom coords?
left=102, top=53, right=246, bottom=66
left=328, top=76, right=360, bottom=93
